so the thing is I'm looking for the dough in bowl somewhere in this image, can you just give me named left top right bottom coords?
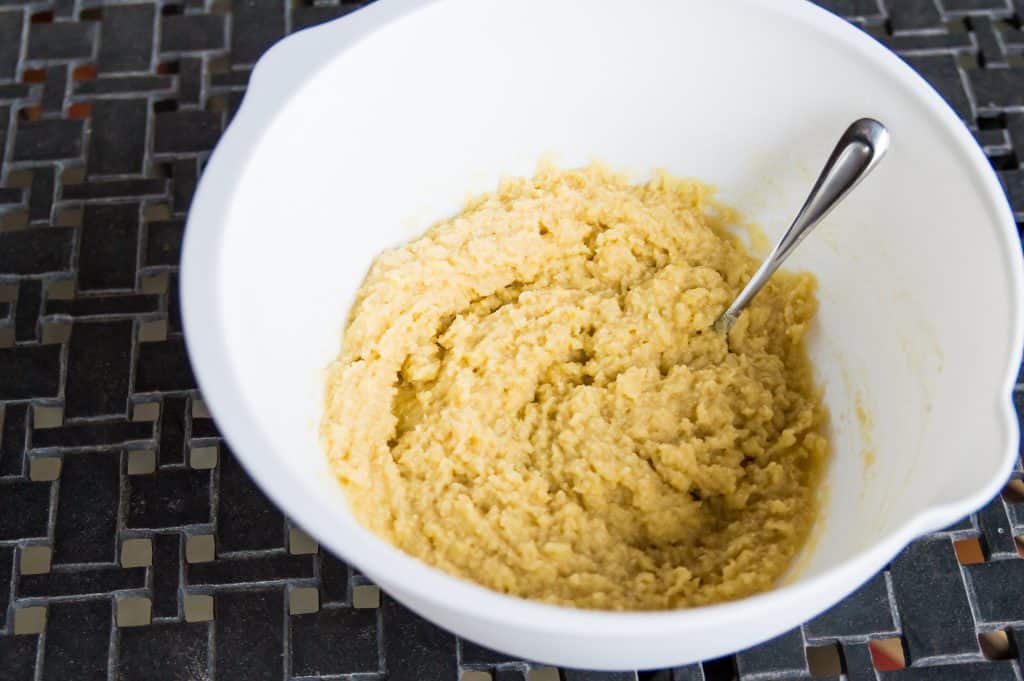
left=322, top=164, right=828, bottom=610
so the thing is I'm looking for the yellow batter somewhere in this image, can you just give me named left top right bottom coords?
left=322, top=164, right=828, bottom=610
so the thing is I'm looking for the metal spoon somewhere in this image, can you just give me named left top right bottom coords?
left=713, top=118, right=890, bottom=335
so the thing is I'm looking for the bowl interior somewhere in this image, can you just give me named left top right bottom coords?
left=194, top=0, right=1018, bottom=606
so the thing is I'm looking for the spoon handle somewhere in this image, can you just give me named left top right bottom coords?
left=714, top=118, right=890, bottom=334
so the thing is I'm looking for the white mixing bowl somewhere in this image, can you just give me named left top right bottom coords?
left=180, top=0, right=1024, bottom=670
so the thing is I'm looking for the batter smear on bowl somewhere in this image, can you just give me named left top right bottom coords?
left=322, top=164, right=829, bottom=610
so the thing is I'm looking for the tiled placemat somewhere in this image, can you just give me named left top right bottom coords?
left=1, top=1, right=1023, bottom=679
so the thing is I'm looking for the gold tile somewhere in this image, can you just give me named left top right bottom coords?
left=1, top=211, right=28, bottom=230
left=289, top=528, right=317, bottom=555
left=526, top=669, right=560, bottom=681
left=121, top=538, right=153, bottom=568
left=29, top=457, right=61, bottom=482
left=140, top=272, right=169, bottom=294
left=186, top=534, right=215, bottom=564
left=352, top=584, right=380, bottom=609
left=46, top=278, right=75, bottom=300
left=191, top=397, right=210, bottom=419
left=184, top=594, right=214, bottom=622
left=143, top=203, right=171, bottom=222
left=13, top=606, right=46, bottom=635
left=189, top=445, right=218, bottom=470
left=55, top=207, right=83, bottom=227
left=289, top=587, right=319, bottom=615
left=40, top=322, right=71, bottom=345
left=0, top=282, right=17, bottom=302
left=5, top=170, right=33, bottom=188
left=132, top=402, right=160, bottom=422
left=33, top=405, right=63, bottom=429
left=59, top=167, right=85, bottom=185
left=127, top=450, right=156, bottom=475
left=116, top=597, right=152, bottom=627
left=138, top=319, right=168, bottom=343
left=19, top=546, right=52, bottom=575
left=0, top=327, right=14, bottom=348
left=462, top=672, right=492, bottom=681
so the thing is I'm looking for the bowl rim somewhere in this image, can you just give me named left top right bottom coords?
left=180, top=0, right=1024, bottom=638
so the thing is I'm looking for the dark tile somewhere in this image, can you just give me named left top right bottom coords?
left=215, top=590, right=284, bottom=681
left=20, top=564, right=145, bottom=598
left=167, top=270, right=182, bottom=333
left=290, top=607, right=378, bottom=676
left=231, top=0, right=284, bottom=65
left=14, top=279, right=41, bottom=342
left=178, top=57, right=201, bottom=106
left=218, top=445, right=284, bottom=551
left=976, top=494, right=1017, bottom=558
left=971, top=15, right=1005, bottom=67
left=62, top=179, right=166, bottom=200
left=79, top=202, right=139, bottom=291
left=903, top=55, right=973, bottom=122
left=564, top=673, right=637, bottom=681
left=291, top=3, right=365, bottom=32
left=40, top=65, right=66, bottom=112
left=158, top=396, right=187, bottom=466
left=890, top=536, right=978, bottom=662
left=52, top=451, right=120, bottom=564
left=187, top=552, right=313, bottom=586
left=814, top=0, right=881, bottom=17
left=65, top=320, right=133, bottom=418
left=0, top=83, right=29, bottom=100
left=145, top=219, right=185, bottom=267
left=160, top=14, right=225, bottom=53
left=1, top=403, right=29, bottom=476
left=382, top=594, right=457, bottom=681
left=734, top=627, right=807, bottom=678
left=971, top=69, right=1024, bottom=111
left=805, top=572, right=897, bottom=640
left=0, top=227, right=73, bottom=275
left=965, top=558, right=1024, bottom=624
left=638, top=667, right=704, bottom=681
left=151, top=533, right=180, bottom=618
left=0, top=186, right=21, bottom=203
left=171, top=159, right=198, bottom=215
left=154, top=111, right=221, bottom=154
left=118, top=621, right=209, bottom=681
left=888, top=0, right=943, bottom=30
left=0, top=480, right=49, bottom=539
left=14, top=119, right=83, bottom=161
left=99, top=4, right=155, bottom=73
left=878, top=661, right=1017, bottom=680
left=126, top=467, right=211, bottom=528
left=319, top=550, right=349, bottom=605
left=40, top=600, right=110, bottom=681
left=190, top=419, right=219, bottom=439
left=0, top=345, right=62, bottom=400
left=135, top=338, right=197, bottom=392
left=999, top=169, right=1024, bottom=216
left=32, top=419, right=153, bottom=449
left=76, top=76, right=173, bottom=95
left=46, top=294, right=160, bottom=318
left=942, top=0, right=1011, bottom=9
left=0, top=634, right=38, bottom=681
left=88, top=99, right=148, bottom=176
left=840, top=642, right=876, bottom=681
left=0, top=11, right=21, bottom=80
left=210, top=69, right=249, bottom=88
left=27, top=21, right=95, bottom=60
left=28, top=165, right=55, bottom=222
left=0, top=545, right=12, bottom=626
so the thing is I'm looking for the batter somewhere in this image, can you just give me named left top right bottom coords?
left=322, top=164, right=828, bottom=610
